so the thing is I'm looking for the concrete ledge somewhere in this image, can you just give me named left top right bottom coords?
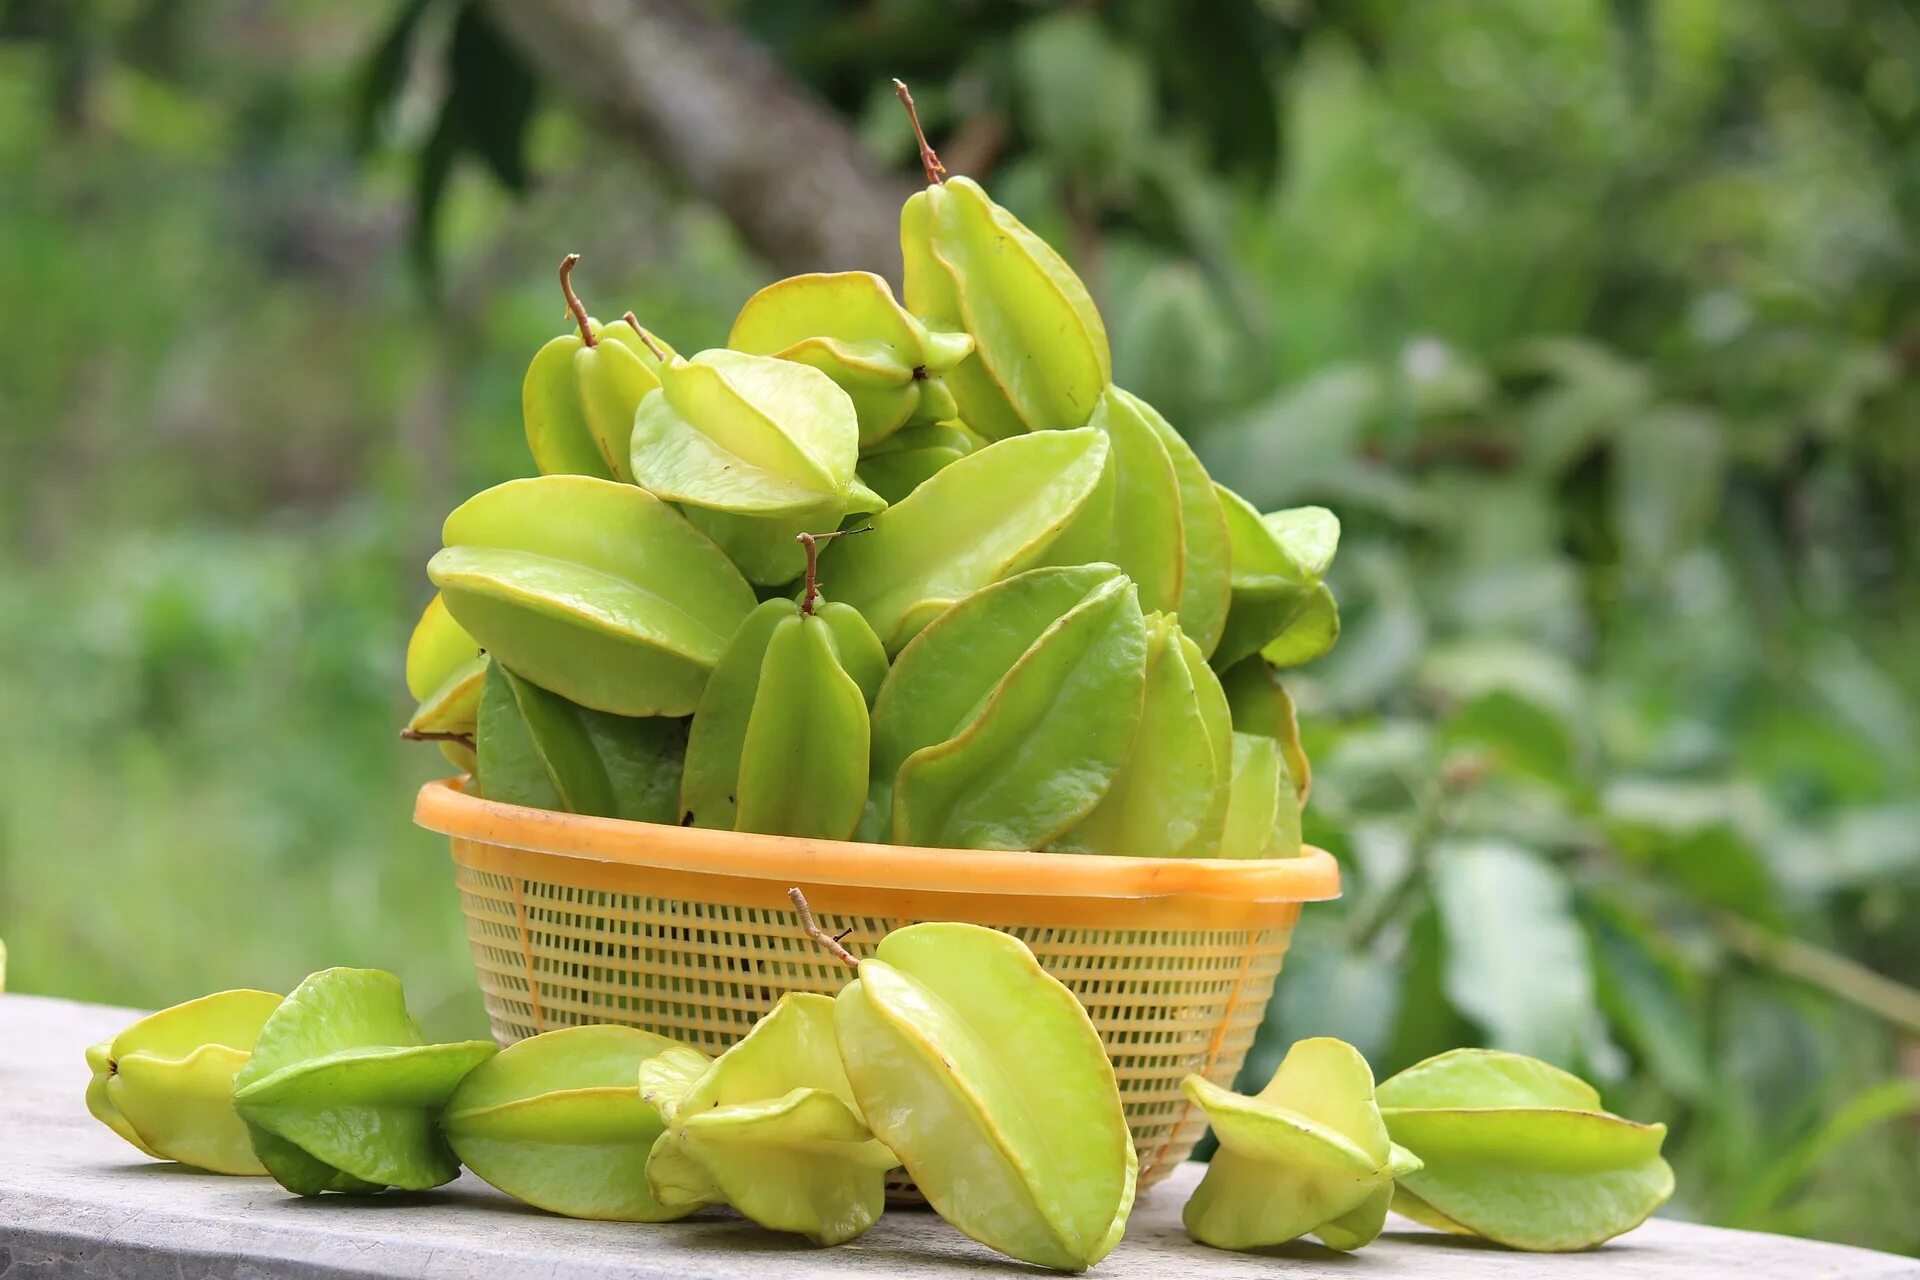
left=4, top=993, right=1915, bottom=1278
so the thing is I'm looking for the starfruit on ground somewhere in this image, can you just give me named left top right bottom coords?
left=428, top=475, right=756, bottom=717
left=825, top=426, right=1111, bottom=654
left=902, top=174, right=1111, bottom=440
left=834, top=922, right=1136, bottom=1271
left=1213, top=486, right=1342, bottom=671
left=231, top=967, right=496, bottom=1195
left=1378, top=1048, right=1675, bottom=1251
left=442, top=1024, right=694, bottom=1222
left=473, top=661, right=685, bottom=821
left=643, top=993, right=897, bottom=1246
left=85, top=989, right=283, bottom=1174
left=1050, top=611, right=1231, bottom=858
left=863, top=562, right=1149, bottom=851
left=522, top=256, right=675, bottom=482
left=679, top=596, right=885, bottom=839
left=729, top=270, right=973, bottom=448
left=1183, top=1038, right=1418, bottom=1252
left=403, top=592, right=483, bottom=773
left=627, top=348, right=885, bottom=585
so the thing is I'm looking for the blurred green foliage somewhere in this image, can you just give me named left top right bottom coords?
left=2, top=0, right=1916, bottom=1253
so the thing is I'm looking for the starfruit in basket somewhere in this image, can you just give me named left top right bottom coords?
left=1218, top=657, right=1311, bottom=805
left=642, top=993, right=897, bottom=1246
left=679, top=540, right=887, bottom=838
left=442, top=1024, right=695, bottom=1221
left=626, top=345, right=885, bottom=586
left=834, top=920, right=1135, bottom=1270
left=428, top=475, right=756, bottom=718
left=1378, top=1049, right=1675, bottom=1251
left=232, top=967, right=496, bottom=1195
left=1041, top=388, right=1230, bottom=655
left=1212, top=487, right=1342, bottom=671
left=855, top=420, right=982, bottom=507
left=1182, top=1038, right=1418, bottom=1252
left=403, top=592, right=484, bottom=773
left=729, top=270, right=974, bottom=449
left=474, top=661, right=685, bottom=822
left=1050, top=612, right=1231, bottom=858
left=85, top=989, right=282, bottom=1174
left=1218, top=732, right=1303, bottom=858
left=863, top=562, right=1148, bottom=851
left=522, top=254, right=675, bottom=481
left=822, top=427, right=1110, bottom=653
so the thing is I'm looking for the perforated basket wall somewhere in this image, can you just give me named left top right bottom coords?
left=419, top=780, right=1337, bottom=1195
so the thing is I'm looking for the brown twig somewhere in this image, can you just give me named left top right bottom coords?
left=399, top=729, right=476, bottom=749
left=794, top=527, right=872, bottom=616
left=788, top=887, right=859, bottom=968
left=624, top=310, right=669, bottom=362
left=558, top=253, right=595, bottom=346
left=893, top=79, right=946, bottom=186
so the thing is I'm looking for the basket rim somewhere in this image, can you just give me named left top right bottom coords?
left=416, top=777, right=1340, bottom=904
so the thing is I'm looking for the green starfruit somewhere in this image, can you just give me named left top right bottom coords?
left=644, top=993, right=897, bottom=1246
left=1213, top=487, right=1341, bottom=670
left=442, top=1024, right=694, bottom=1221
left=1114, top=390, right=1231, bottom=656
left=833, top=920, right=1136, bottom=1270
left=627, top=346, right=885, bottom=585
left=522, top=254, right=675, bottom=481
left=1218, top=657, right=1311, bottom=804
left=402, top=592, right=483, bottom=773
left=428, top=475, right=756, bottom=717
left=1218, top=732, right=1302, bottom=858
left=1051, top=612, right=1231, bottom=858
left=85, top=989, right=282, bottom=1174
left=475, top=661, right=685, bottom=822
left=1182, top=1038, right=1418, bottom=1252
left=823, top=427, right=1110, bottom=652
left=729, top=270, right=973, bottom=448
left=232, top=968, right=497, bottom=1195
left=1378, top=1049, right=1675, bottom=1251
left=855, top=420, right=981, bottom=507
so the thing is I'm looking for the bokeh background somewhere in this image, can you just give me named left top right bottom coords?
left=2, top=0, right=1916, bottom=1252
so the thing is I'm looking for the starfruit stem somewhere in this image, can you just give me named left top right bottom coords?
left=794, top=527, right=872, bottom=617
left=399, top=728, right=476, bottom=749
left=558, top=253, right=596, bottom=347
left=624, top=311, right=669, bottom=362
left=892, top=78, right=946, bottom=186
left=787, top=887, right=859, bottom=969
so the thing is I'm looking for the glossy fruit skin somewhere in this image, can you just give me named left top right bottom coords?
left=644, top=992, right=897, bottom=1246
left=902, top=176, right=1111, bottom=440
left=442, top=1024, right=694, bottom=1222
left=1218, top=657, right=1311, bottom=804
left=523, top=316, right=674, bottom=482
left=833, top=922, right=1136, bottom=1271
left=729, top=271, right=973, bottom=448
left=474, top=661, right=684, bottom=822
left=1378, top=1049, right=1675, bottom=1251
left=404, top=593, right=483, bottom=772
left=231, top=968, right=497, bottom=1195
left=84, top=989, right=283, bottom=1174
left=855, top=420, right=981, bottom=506
left=429, top=475, right=756, bottom=717
left=1213, top=487, right=1341, bottom=671
left=1218, top=731, right=1303, bottom=859
left=1182, top=1038, right=1412, bottom=1252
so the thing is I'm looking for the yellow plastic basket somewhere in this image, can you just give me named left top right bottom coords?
left=415, top=777, right=1340, bottom=1192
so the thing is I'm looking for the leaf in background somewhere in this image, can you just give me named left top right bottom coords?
left=1258, top=917, right=1400, bottom=1076
left=1012, top=10, right=1154, bottom=186
left=1387, top=902, right=1476, bottom=1072
left=1197, top=366, right=1384, bottom=511
left=1432, top=839, right=1595, bottom=1067
left=445, top=2, right=537, bottom=192
left=1583, top=899, right=1712, bottom=1103
left=354, top=0, right=437, bottom=154
left=1613, top=406, right=1725, bottom=573
left=1603, top=778, right=1785, bottom=925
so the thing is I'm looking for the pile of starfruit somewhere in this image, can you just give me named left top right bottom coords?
left=404, top=85, right=1335, bottom=858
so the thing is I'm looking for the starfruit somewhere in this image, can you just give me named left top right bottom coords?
left=522, top=254, right=675, bottom=481
left=1182, top=1038, right=1419, bottom=1252
left=231, top=967, right=497, bottom=1195
left=1051, top=611, right=1231, bottom=858
left=1213, top=487, right=1341, bottom=670
left=1219, top=657, right=1311, bottom=804
left=833, top=921, right=1136, bottom=1270
left=1378, top=1049, right=1675, bottom=1252
left=85, top=989, right=282, bottom=1174
left=855, top=420, right=981, bottom=507
left=1117, top=389, right=1232, bottom=655
left=428, top=475, right=756, bottom=717
left=678, top=573, right=886, bottom=838
left=627, top=346, right=885, bottom=585
left=867, top=563, right=1149, bottom=851
left=1218, top=731, right=1303, bottom=858
left=729, top=270, right=973, bottom=448
left=442, top=1024, right=693, bottom=1221
left=644, top=993, right=897, bottom=1246
left=403, top=593, right=484, bottom=773
left=474, top=661, right=685, bottom=822
left=824, top=427, right=1110, bottom=652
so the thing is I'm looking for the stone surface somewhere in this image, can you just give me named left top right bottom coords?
left=3, top=992, right=1914, bottom=1279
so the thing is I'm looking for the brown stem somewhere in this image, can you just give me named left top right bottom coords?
left=794, top=526, right=872, bottom=616
left=892, top=78, right=946, bottom=186
left=558, top=253, right=596, bottom=346
left=788, top=887, right=859, bottom=969
left=624, top=310, right=669, bottom=362
left=400, top=729, right=477, bottom=749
